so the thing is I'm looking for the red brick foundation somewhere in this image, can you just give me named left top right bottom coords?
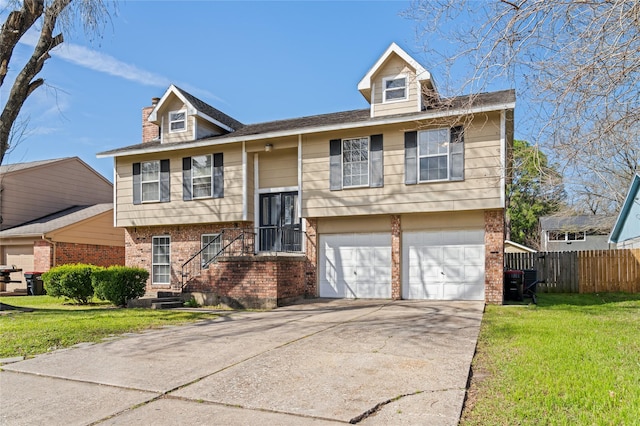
left=484, top=209, right=505, bottom=304
left=185, top=256, right=306, bottom=309
left=125, top=222, right=310, bottom=307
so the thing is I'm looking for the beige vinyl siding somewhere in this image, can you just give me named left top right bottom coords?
left=196, top=117, right=225, bottom=139
left=301, top=113, right=504, bottom=218
left=317, top=215, right=392, bottom=234
left=49, top=211, right=124, bottom=246
left=115, top=146, right=244, bottom=227
left=401, top=211, right=485, bottom=231
left=316, top=212, right=482, bottom=234
left=259, top=148, right=298, bottom=188
left=0, top=158, right=112, bottom=231
left=371, top=54, right=419, bottom=117
left=160, top=96, right=192, bottom=144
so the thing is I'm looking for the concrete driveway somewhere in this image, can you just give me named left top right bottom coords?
left=0, top=299, right=483, bottom=425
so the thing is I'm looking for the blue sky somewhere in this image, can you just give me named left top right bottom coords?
left=1, top=1, right=512, bottom=180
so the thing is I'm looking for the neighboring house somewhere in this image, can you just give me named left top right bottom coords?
left=505, top=240, right=536, bottom=254
left=609, top=173, right=640, bottom=249
left=98, top=43, right=515, bottom=307
left=0, top=158, right=125, bottom=291
left=539, top=215, right=615, bottom=252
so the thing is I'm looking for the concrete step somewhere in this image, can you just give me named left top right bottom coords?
left=151, top=300, right=184, bottom=310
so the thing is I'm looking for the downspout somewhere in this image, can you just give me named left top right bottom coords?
left=41, top=235, right=57, bottom=269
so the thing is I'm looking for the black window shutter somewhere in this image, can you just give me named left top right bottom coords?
left=329, top=139, right=342, bottom=191
left=404, top=131, right=418, bottom=185
left=369, top=134, right=384, bottom=188
left=160, top=159, right=170, bottom=202
left=132, top=163, right=141, bottom=205
left=213, top=153, right=224, bottom=198
left=182, top=157, right=192, bottom=201
left=450, top=126, right=464, bottom=181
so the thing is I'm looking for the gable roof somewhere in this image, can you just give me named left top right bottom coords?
left=357, top=42, right=434, bottom=103
left=0, top=157, right=70, bottom=175
left=540, top=215, right=614, bottom=232
left=505, top=240, right=537, bottom=253
left=609, top=173, right=640, bottom=243
left=0, top=204, right=113, bottom=238
left=98, top=89, right=515, bottom=158
left=147, top=84, right=243, bottom=132
left=0, top=156, right=112, bottom=186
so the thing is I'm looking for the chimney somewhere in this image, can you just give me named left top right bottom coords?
left=142, top=97, right=161, bottom=143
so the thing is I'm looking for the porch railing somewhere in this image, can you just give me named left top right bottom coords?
left=180, top=226, right=306, bottom=291
left=181, top=228, right=255, bottom=290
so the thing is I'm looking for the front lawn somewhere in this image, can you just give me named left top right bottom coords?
left=461, top=293, right=640, bottom=425
left=0, top=296, right=217, bottom=358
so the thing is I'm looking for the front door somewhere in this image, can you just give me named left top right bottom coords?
left=259, top=192, right=301, bottom=251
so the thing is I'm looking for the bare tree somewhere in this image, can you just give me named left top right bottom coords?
left=405, top=0, right=640, bottom=215
left=0, top=0, right=112, bottom=165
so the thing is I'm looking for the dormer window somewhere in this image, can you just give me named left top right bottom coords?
left=383, top=75, right=407, bottom=103
left=169, top=110, right=186, bottom=133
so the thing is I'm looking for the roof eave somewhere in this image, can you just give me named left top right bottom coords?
left=609, top=173, right=640, bottom=243
left=97, top=100, right=515, bottom=159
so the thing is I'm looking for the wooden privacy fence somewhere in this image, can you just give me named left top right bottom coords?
left=505, top=249, right=640, bottom=293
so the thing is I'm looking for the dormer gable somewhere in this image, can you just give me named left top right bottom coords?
left=358, top=43, right=438, bottom=118
left=144, top=85, right=243, bottom=144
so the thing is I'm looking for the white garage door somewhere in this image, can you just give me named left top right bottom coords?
left=319, top=233, right=392, bottom=299
left=402, top=229, right=485, bottom=300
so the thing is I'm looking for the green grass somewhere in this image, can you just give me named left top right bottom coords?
left=0, top=296, right=218, bottom=358
left=461, top=293, right=640, bottom=425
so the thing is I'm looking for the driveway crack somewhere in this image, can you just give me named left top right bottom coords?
left=348, top=387, right=460, bottom=424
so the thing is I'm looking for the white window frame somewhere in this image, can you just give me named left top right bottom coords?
left=342, top=137, right=369, bottom=188
left=152, top=236, right=171, bottom=285
left=417, top=128, right=451, bottom=183
left=191, top=154, right=213, bottom=199
left=141, top=160, right=160, bottom=203
left=382, top=74, right=407, bottom=103
left=201, top=233, right=222, bottom=268
left=169, top=109, right=187, bottom=133
left=548, top=231, right=587, bottom=242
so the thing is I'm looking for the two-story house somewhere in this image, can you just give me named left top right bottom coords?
left=98, top=43, right=515, bottom=307
left=0, top=157, right=125, bottom=291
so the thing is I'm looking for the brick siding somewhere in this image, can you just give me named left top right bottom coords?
left=391, top=215, right=401, bottom=299
left=33, top=240, right=53, bottom=272
left=142, top=104, right=159, bottom=143
left=33, top=240, right=124, bottom=272
left=304, top=218, right=318, bottom=297
left=185, top=256, right=306, bottom=309
left=484, top=209, right=506, bottom=304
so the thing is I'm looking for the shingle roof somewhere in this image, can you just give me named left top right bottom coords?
left=173, top=86, right=244, bottom=130
left=0, top=204, right=113, bottom=237
left=0, top=157, right=71, bottom=174
left=539, top=215, right=615, bottom=232
left=98, top=89, right=515, bottom=157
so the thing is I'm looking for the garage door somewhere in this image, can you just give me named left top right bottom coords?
left=319, top=233, right=391, bottom=298
left=4, top=245, right=34, bottom=285
left=402, top=229, right=484, bottom=300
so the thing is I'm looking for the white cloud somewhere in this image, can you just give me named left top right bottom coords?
left=20, top=29, right=170, bottom=88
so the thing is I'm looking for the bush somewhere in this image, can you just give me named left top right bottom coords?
left=92, top=266, right=149, bottom=307
left=42, top=264, right=101, bottom=304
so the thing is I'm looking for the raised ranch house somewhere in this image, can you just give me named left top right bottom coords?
left=98, top=43, right=515, bottom=307
left=0, top=157, right=125, bottom=292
